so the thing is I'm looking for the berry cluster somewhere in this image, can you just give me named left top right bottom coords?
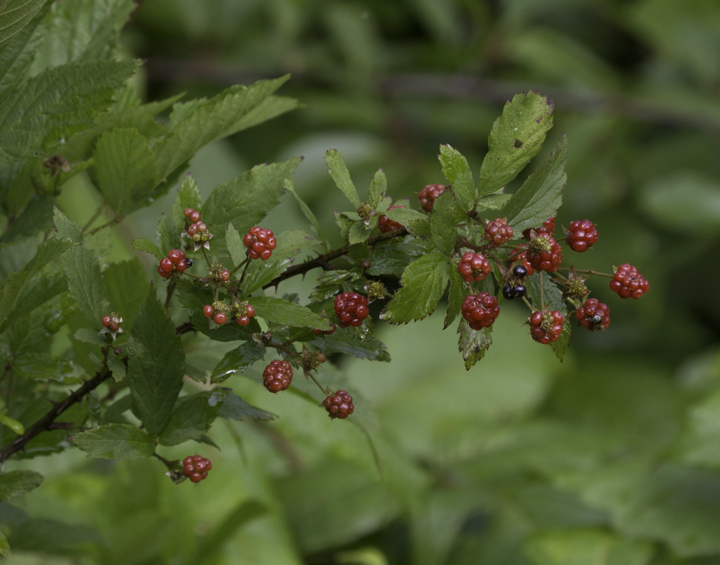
left=484, top=218, right=514, bottom=247
left=100, top=313, right=123, bottom=340
left=324, top=390, right=354, bottom=419
left=575, top=298, right=611, bottom=331
left=243, top=227, right=277, bottom=260
left=529, top=310, right=565, bottom=344
left=566, top=219, right=598, bottom=253
left=378, top=205, right=405, bottom=233
left=457, top=252, right=491, bottom=283
left=334, top=292, right=369, bottom=327
left=528, top=235, right=562, bottom=273
left=503, top=264, right=527, bottom=300
left=462, top=292, right=500, bottom=330
left=263, top=360, right=293, bottom=393
left=418, top=184, right=446, bottom=212
left=204, top=302, right=255, bottom=326
left=183, top=455, right=212, bottom=483
left=184, top=208, right=213, bottom=249
left=157, top=249, right=191, bottom=278
left=609, top=264, right=650, bottom=299
left=523, top=217, right=555, bottom=239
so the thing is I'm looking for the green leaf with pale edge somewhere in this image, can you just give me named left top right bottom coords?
left=60, top=245, right=108, bottom=326
left=0, top=0, right=47, bottom=91
left=476, top=193, right=512, bottom=211
left=218, top=393, right=275, bottom=421
left=154, top=76, right=294, bottom=180
left=523, top=529, right=653, bottom=565
left=326, top=149, right=361, bottom=208
left=0, top=59, right=137, bottom=161
left=550, top=318, right=572, bottom=362
left=74, top=327, right=107, bottom=346
left=202, top=158, right=301, bottom=234
left=132, top=238, right=163, bottom=260
left=53, top=206, right=82, bottom=242
left=457, top=319, right=492, bottom=370
left=349, top=221, right=372, bottom=244
left=525, top=272, right=567, bottom=315
left=503, top=134, right=567, bottom=233
left=383, top=206, right=426, bottom=226
left=104, top=259, right=149, bottom=328
left=311, top=328, right=390, bottom=362
left=478, top=91, right=554, bottom=196
left=159, top=390, right=229, bottom=446
left=210, top=341, right=266, bottom=383
left=430, top=190, right=458, bottom=254
left=251, top=296, right=332, bottom=330
left=444, top=267, right=465, bottom=329
left=71, top=424, right=154, bottom=460
left=172, top=174, right=202, bottom=230
left=284, top=178, right=328, bottom=247
left=0, top=470, right=43, bottom=501
left=157, top=214, right=180, bottom=256
left=382, top=254, right=451, bottom=324
left=89, top=127, right=156, bottom=216
left=439, top=145, right=475, bottom=211
left=225, top=223, right=245, bottom=267
left=127, top=292, right=185, bottom=438
left=368, top=168, right=386, bottom=208
left=0, top=0, right=47, bottom=46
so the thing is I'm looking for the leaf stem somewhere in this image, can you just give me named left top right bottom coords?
left=87, top=216, right=121, bottom=236
left=230, top=257, right=250, bottom=275
left=521, top=296, right=535, bottom=312
left=82, top=205, right=104, bottom=232
left=563, top=268, right=614, bottom=279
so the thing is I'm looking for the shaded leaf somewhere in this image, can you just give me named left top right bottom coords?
left=311, top=326, right=390, bottom=362
left=52, top=206, right=82, bottom=242
left=218, top=392, right=275, bottom=421
left=439, top=144, right=475, bottom=211
left=251, top=296, right=332, bottom=330
left=71, top=423, right=154, bottom=460
left=0, top=470, right=43, bottom=502
left=326, top=149, right=361, bottom=208
left=457, top=319, right=493, bottom=370
left=132, top=238, right=163, bottom=260
left=210, top=341, right=266, bottom=383
left=0, top=0, right=48, bottom=46
left=159, top=390, right=229, bottom=446
left=60, top=244, right=108, bottom=326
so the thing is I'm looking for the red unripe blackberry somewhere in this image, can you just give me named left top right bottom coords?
left=184, top=208, right=195, bottom=218
left=190, top=210, right=201, bottom=223
left=203, top=305, right=214, bottom=318
left=418, top=184, right=446, bottom=212
left=334, top=292, right=370, bottom=327
left=235, top=304, right=254, bottom=326
left=168, top=249, right=185, bottom=265
left=213, top=312, right=227, bottom=325
left=522, top=217, right=555, bottom=240
left=324, top=390, right=354, bottom=419
left=317, top=352, right=326, bottom=363
left=484, top=218, right=514, bottom=247
left=378, top=206, right=405, bottom=233
left=220, top=270, right=230, bottom=282
left=159, top=257, right=174, bottom=273
left=188, top=223, right=199, bottom=236
left=175, top=259, right=188, bottom=273
left=566, top=219, right=598, bottom=252
left=609, top=264, right=649, bottom=299
left=313, top=322, right=337, bottom=336
left=528, top=236, right=562, bottom=273
left=243, top=227, right=277, bottom=260
left=262, top=360, right=293, bottom=393
left=461, top=292, right=500, bottom=330
left=109, top=320, right=120, bottom=332
left=101, top=315, right=112, bottom=327
left=529, top=310, right=564, bottom=344
left=183, top=455, right=211, bottom=483
left=157, top=265, right=171, bottom=278
left=457, top=252, right=491, bottom=283
left=575, top=298, right=611, bottom=331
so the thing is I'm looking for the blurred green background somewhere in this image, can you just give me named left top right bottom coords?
left=8, top=0, right=720, bottom=563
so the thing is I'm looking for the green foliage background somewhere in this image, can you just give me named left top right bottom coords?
left=3, top=0, right=720, bottom=563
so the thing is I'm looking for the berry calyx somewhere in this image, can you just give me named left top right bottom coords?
left=528, top=236, right=562, bottom=273
left=575, top=298, right=611, bottom=331
left=183, top=455, right=212, bottom=483
left=101, top=316, right=111, bottom=328
left=378, top=205, right=405, bottom=233
left=324, top=390, right=354, bottom=419
left=213, top=312, right=227, bottom=325
left=457, top=252, right=491, bottom=283
left=528, top=310, right=564, bottom=344
left=522, top=217, right=555, bottom=240
left=262, top=360, right=293, bottom=393
left=203, top=305, right=214, bottom=318
left=243, top=227, right=277, bottom=261
left=334, top=292, right=370, bottom=327
left=461, top=292, right=500, bottom=330
left=566, top=219, right=598, bottom=253
left=609, top=264, right=649, bottom=299
left=418, top=184, right=446, bottom=212
left=484, top=218, right=514, bottom=247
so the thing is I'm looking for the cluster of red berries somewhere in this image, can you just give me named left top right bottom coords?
left=566, top=219, right=598, bottom=252
left=378, top=205, right=405, bottom=233
left=263, top=360, right=293, bottom=393
left=484, top=218, right=513, bottom=247
left=157, top=248, right=191, bottom=278
left=244, top=227, right=277, bottom=260
left=610, top=263, right=650, bottom=299
left=184, top=208, right=212, bottom=246
left=204, top=302, right=255, bottom=326
left=523, top=217, right=555, bottom=239
left=419, top=184, right=446, bottom=212
left=324, top=390, right=354, bottom=419
left=334, top=292, right=369, bottom=327
left=101, top=315, right=121, bottom=332
left=183, top=455, right=212, bottom=483
left=528, top=235, right=562, bottom=273
left=529, top=310, right=565, bottom=344
left=575, top=298, right=611, bottom=331
left=457, top=252, right=491, bottom=283
left=461, top=292, right=500, bottom=330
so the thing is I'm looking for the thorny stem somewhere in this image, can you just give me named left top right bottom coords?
left=307, top=371, right=330, bottom=396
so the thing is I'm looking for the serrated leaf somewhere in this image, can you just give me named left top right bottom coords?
left=457, top=319, right=492, bottom=370
left=52, top=206, right=82, bottom=242
left=0, top=194, right=53, bottom=243
left=525, top=272, right=567, bottom=315
left=409, top=218, right=431, bottom=238
left=348, top=221, right=372, bottom=244
left=430, top=190, right=458, bottom=254
left=127, top=292, right=185, bottom=438
left=202, top=158, right=301, bottom=235
left=104, top=259, right=149, bottom=328
left=476, top=193, right=512, bottom=211
left=107, top=354, right=126, bottom=381
left=503, top=134, right=567, bottom=233
left=311, top=327, right=390, bottom=362
left=366, top=241, right=425, bottom=278
left=89, top=127, right=156, bottom=216
left=382, top=254, right=451, bottom=324
left=0, top=0, right=47, bottom=91
left=0, top=0, right=48, bottom=46
left=132, top=238, right=163, bottom=260
left=368, top=168, right=386, bottom=209
left=326, top=149, right=361, bottom=208
left=11, top=271, right=66, bottom=328
left=439, top=145, right=475, bottom=211
left=59, top=244, right=108, bottom=326
left=550, top=318, right=572, bottom=362
left=159, top=390, right=229, bottom=446
left=210, top=341, right=266, bottom=383
left=251, top=296, right=332, bottom=330
left=157, top=214, right=180, bottom=256
left=172, top=174, right=202, bottom=230
left=71, top=423, right=154, bottom=460
left=0, top=470, right=43, bottom=502
left=73, top=327, right=108, bottom=346
left=225, top=222, right=245, bottom=267
left=383, top=206, right=426, bottom=226
left=284, top=178, right=328, bottom=248
left=14, top=353, right=83, bottom=383
left=218, top=393, right=275, bottom=421
left=478, top=91, right=554, bottom=196
left=444, top=267, right=465, bottom=329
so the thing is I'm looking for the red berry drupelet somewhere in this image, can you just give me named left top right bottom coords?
left=378, top=206, right=405, bottom=233
left=334, top=292, right=369, bottom=327
left=243, top=227, right=277, bottom=260
left=235, top=304, right=255, bottom=326
left=575, top=298, right=611, bottom=331
left=609, top=264, right=649, bottom=299
left=184, top=208, right=202, bottom=223
left=566, top=219, right=598, bottom=253
left=183, top=455, right=212, bottom=483
left=324, top=390, right=354, bottom=419
left=522, top=217, right=555, bottom=240
left=213, top=312, right=227, bottom=325
left=157, top=249, right=189, bottom=278
left=462, top=292, right=500, bottom=330
left=262, top=360, right=293, bottom=393
left=528, top=310, right=565, bottom=344
left=484, top=218, right=514, bottom=247
left=418, top=184, right=446, bottom=212
left=457, top=252, right=491, bottom=283
left=528, top=236, right=562, bottom=273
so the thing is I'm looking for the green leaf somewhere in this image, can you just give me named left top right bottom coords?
left=14, top=353, right=83, bottom=383
left=0, top=412, right=24, bottom=435
left=218, top=392, right=275, bottom=421
left=172, top=174, right=202, bottom=230
left=348, top=221, right=372, bottom=244
left=477, top=193, right=512, bottom=211
left=10, top=271, right=66, bottom=329
left=439, top=144, right=475, bottom=211
left=73, top=327, right=108, bottom=346
left=430, top=190, right=459, bottom=254
left=409, top=218, right=431, bottom=238
left=159, top=390, right=229, bottom=446
left=550, top=318, right=572, bottom=362
left=154, top=76, right=295, bottom=180
left=284, top=178, right=328, bottom=247
left=382, top=206, right=426, bottom=226
left=444, top=267, right=465, bottom=329
left=676, top=388, right=720, bottom=469
left=52, top=206, right=82, bottom=242
left=0, top=0, right=48, bottom=46
left=0, top=194, right=53, bottom=243
left=311, top=327, right=390, bottom=362
left=326, top=149, right=361, bottom=208
left=157, top=214, right=180, bottom=256
left=71, top=423, right=154, bottom=460
left=503, top=134, right=567, bottom=234
left=89, top=127, right=157, bottom=216
left=0, top=59, right=137, bottom=161
left=104, top=259, right=149, bottom=328
left=525, top=272, right=568, bottom=315
left=381, top=254, right=451, bottom=324
left=0, top=0, right=47, bottom=91
left=0, top=529, right=8, bottom=556
left=457, top=319, right=493, bottom=370
left=368, top=168, right=386, bottom=209
left=127, top=292, right=185, bottom=438
left=478, top=91, right=554, bottom=196
left=60, top=245, right=108, bottom=327
left=251, top=296, right=333, bottom=330
left=0, top=470, right=43, bottom=502
left=366, top=240, right=424, bottom=278
left=225, top=222, right=245, bottom=267
left=210, top=341, right=266, bottom=383
left=202, top=158, right=301, bottom=234
left=132, top=238, right=163, bottom=260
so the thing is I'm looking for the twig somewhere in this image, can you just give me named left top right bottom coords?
left=164, top=279, right=176, bottom=309
left=87, top=216, right=121, bottom=236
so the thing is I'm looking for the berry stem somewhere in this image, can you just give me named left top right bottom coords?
left=561, top=268, right=614, bottom=278
left=307, top=371, right=330, bottom=396
left=152, top=452, right=175, bottom=469
left=181, top=272, right=205, bottom=281
left=521, top=296, right=536, bottom=311
left=229, top=257, right=250, bottom=276
left=87, top=215, right=122, bottom=236
left=201, top=247, right=212, bottom=269
left=81, top=205, right=104, bottom=233
left=238, top=259, right=251, bottom=289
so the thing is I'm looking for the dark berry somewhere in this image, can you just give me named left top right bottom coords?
left=609, top=264, right=649, bottom=299
left=263, top=360, right=293, bottom=393
left=243, top=227, right=277, bottom=261
left=528, top=310, right=564, bottom=344
left=185, top=258, right=193, bottom=267
left=575, top=298, right=611, bottom=331
left=418, top=184, right=446, bottom=212
left=484, top=218, right=514, bottom=247
left=334, top=292, right=370, bottom=327
left=101, top=315, right=111, bottom=327
left=566, top=219, right=598, bottom=253
left=522, top=217, right=555, bottom=240
left=203, top=305, right=214, bottom=318
left=461, top=292, right=500, bottom=330
left=324, top=390, right=354, bottom=419
left=378, top=206, right=405, bottom=233
left=528, top=236, right=562, bottom=273
left=182, top=455, right=212, bottom=482
left=457, top=252, right=491, bottom=283
left=514, top=285, right=526, bottom=298
left=513, top=265, right=527, bottom=279
left=220, top=270, right=230, bottom=282
left=159, top=257, right=174, bottom=273
left=502, top=283, right=515, bottom=299
left=213, top=312, right=227, bottom=325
